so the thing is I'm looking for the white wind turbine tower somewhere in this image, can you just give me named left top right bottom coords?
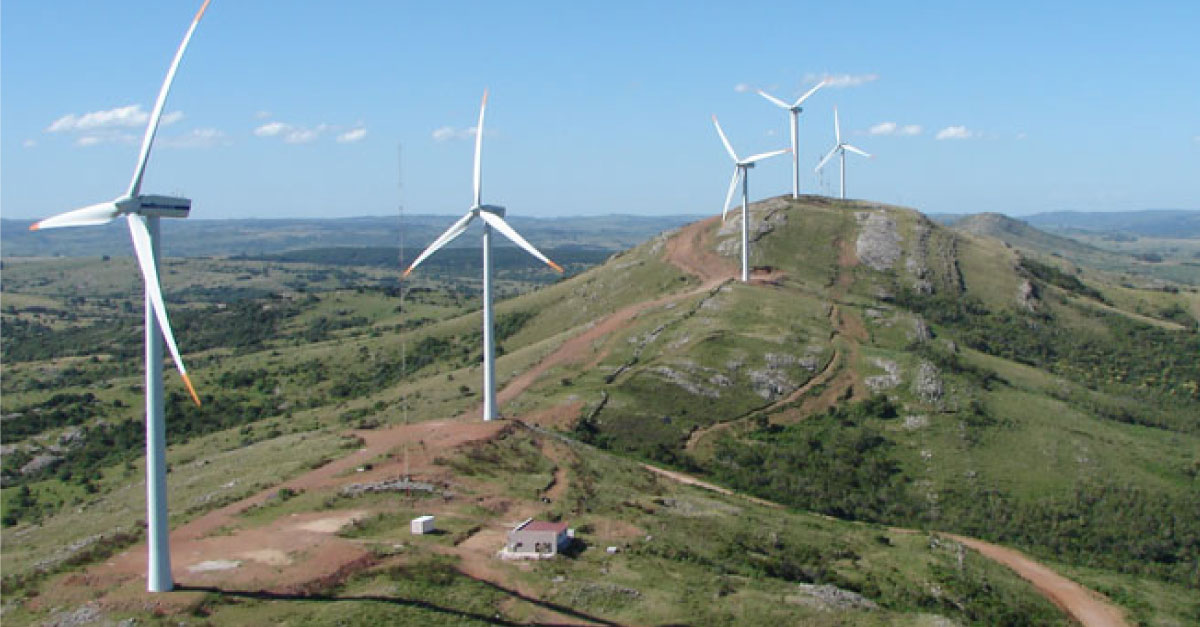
left=756, top=80, right=826, bottom=199
left=815, top=107, right=872, bottom=200
left=27, top=0, right=211, bottom=593
left=713, top=115, right=790, bottom=282
left=404, top=90, right=563, bottom=421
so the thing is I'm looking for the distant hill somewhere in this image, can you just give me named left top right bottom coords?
left=1023, top=209, right=1200, bottom=238
left=948, top=212, right=1103, bottom=257
left=936, top=211, right=1200, bottom=285
left=1, top=214, right=700, bottom=259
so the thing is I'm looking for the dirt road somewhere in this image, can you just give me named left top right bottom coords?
left=947, top=534, right=1129, bottom=627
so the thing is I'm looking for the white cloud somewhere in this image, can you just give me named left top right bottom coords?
left=254, top=121, right=290, bottom=137
left=284, top=126, right=324, bottom=144
left=336, top=127, right=367, bottom=143
left=805, top=72, right=880, bottom=88
left=254, top=120, right=345, bottom=144
left=254, top=110, right=272, bottom=119
left=46, top=104, right=182, bottom=133
left=432, top=125, right=479, bottom=142
left=1193, top=135, right=1200, bottom=144
left=1016, top=132, right=1028, bottom=140
left=936, top=125, right=973, bottom=140
left=159, top=128, right=229, bottom=149
left=74, top=131, right=138, bottom=146
left=22, top=139, right=36, bottom=148
left=869, top=122, right=897, bottom=135
left=869, top=122, right=921, bottom=136
left=734, top=83, right=752, bottom=93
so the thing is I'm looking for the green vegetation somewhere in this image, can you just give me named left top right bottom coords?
left=2, top=201, right=1197, bottom=624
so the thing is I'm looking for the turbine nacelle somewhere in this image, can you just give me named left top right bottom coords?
left=475, top=204, right=506, bottom=218
left=126, top=194, right=192, bottom=219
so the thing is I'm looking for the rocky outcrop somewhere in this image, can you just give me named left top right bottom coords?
left=787, top=583, right=879, bottom=611
left=856, top=211, right=902, bottom=271
left=907, top=219, right=935, bottom=294
left=651, top=365, right=727, bottom=398
left=913, top=360, right=944, bottom=403
left=909, top=316, right=932, bottom=343
left=865, top=358, right=901, bottom=392
left=1016, top=279, right=1039, bottom=313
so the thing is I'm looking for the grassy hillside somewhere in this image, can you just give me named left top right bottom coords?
left=3, top=197, right=1198, bottom=624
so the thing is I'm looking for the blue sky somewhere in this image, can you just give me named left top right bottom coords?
left=3, top=1, right=1198, bottom=221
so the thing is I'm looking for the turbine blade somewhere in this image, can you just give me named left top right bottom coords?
left=127, top=214, right=200, bottom=406
left=834, top=107, right=841, bottom=145
left=844, top=144, right=872, bottom=158
left=743, top=147, right=791, bottom=163
left=814, top=145, right=839, bottom=172
left=403, top=212, right=475, bottom=277
left=722, top=167, right=741, bottom=221
left=29, top=201, right=120, bottom=231
left=756, top=89, right=790, bottom=109
left=478, top=211, right=563, bottom=273
left=473, top=89, right=488, bottom=207
left=127, top=0, right=211, bottom=198
left=792, top=80, right=826, bottom=107
left=711, top=115, right=739, bottom=162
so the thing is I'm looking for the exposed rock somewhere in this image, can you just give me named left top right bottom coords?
left=864, top=358, right=901, bottom=392
left=904, top=415, right=930, bottom=430
left=855, top=211, right=903, bottom=271
left=651, top=366, right=723, bottom=398
left=21, top=452, right=62, bottom=476
left=751, top=204, right=789, bottom=241
left=745, top=353, right=812, bottom=400
left=58, top=427, right=86, bottom=447
left=340, top=478, right=447, bottom=497
left=1016, top=279, right=1040, bottom=312
left=41, top=603, right=103, bottom=627
left=907, top=219, right=936, bottom=294
left=787, top=583, right=879, bottom=611
left=909, top=316, right=932, bottom=343
left=746, top=369, right=794, bottom=401
left=913, top=361, right=944, bottom=403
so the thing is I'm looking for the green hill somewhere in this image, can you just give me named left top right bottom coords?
left=3, top=196, right=1199, bottom=625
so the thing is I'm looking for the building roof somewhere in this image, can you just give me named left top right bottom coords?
left=520, top=520, right=568, bottom=533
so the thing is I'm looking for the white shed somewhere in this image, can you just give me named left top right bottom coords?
left=411, top=515, right=435, bottom=535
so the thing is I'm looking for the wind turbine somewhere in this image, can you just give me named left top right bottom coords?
left=815, top=107, right=872, bottom=200
left=27, top=0, right=211, bottom=593
left=756, top=80, right=826, bottom=199
left=713, top=115, right=790, bottom=282
left=403, top=90, right=562, bottom=421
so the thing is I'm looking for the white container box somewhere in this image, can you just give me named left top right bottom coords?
left=411, top=515, right=435, bottom=535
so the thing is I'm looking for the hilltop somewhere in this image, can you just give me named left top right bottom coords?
left=2, top=196, right=1198, bottom=625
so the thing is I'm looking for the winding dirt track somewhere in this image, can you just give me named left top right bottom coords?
left=947, top=534, right=1129, bottom=627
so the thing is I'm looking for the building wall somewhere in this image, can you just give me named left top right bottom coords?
left=508, top=529, right=566, bottom=554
